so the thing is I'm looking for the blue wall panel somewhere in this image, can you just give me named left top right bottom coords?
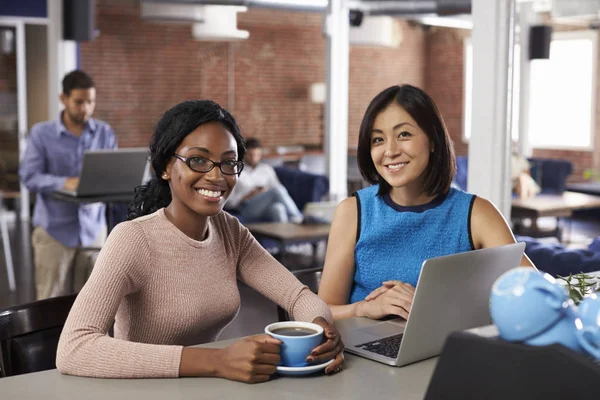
left=0, top=0, right=47, bottom=18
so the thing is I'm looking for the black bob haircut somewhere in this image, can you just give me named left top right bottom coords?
left=356, top=84, right=456, bottom=197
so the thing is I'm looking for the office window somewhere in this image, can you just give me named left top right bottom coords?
left=463, top=31, right=597, bottom=150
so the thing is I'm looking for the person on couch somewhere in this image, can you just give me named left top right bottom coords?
left=226, top=138, right=303, bottom=223
left=317, top=84, right=536, bottom=321
left=512, top=152, right=540, bottom=200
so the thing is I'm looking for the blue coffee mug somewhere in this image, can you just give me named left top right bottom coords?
left=265, top=321, right=324, bottom=367
left=490, top=267, right=570, bottom=342
left=575, top=294, right=600, bottom=358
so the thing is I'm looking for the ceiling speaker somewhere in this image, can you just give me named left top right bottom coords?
left=529, top=25, right=552, bottom=60
left=63, top=0, right=96, bottom=41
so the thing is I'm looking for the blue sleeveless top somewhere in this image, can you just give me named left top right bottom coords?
left=349, top=185, right=475, bottom=304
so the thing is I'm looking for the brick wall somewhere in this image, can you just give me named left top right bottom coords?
left=81, top=0, right=425, bottom=151
left=0, top=51, right=18, bottom=155
left=348, top=21, right=426, bottom=149
left=81, top=1, right=596, bottom=183
left=424, top=27, right=469, bottom=157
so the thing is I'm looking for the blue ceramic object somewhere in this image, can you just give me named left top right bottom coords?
left=576, top=294, right=600, bottom=358
left=524, top=305, right=584, bottom=352
left=275, top=359, right=334, bottom=376
left=490, top=268, right=570, bottom=342
left=265, top=322, right=324, bottom=367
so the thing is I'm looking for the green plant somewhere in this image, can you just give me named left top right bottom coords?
left=557, top=273, right=599, bottom=304
left=583, top=169, right=600, bottom=181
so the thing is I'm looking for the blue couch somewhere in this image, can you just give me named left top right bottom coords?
left=453, top=156, right=573, bottom=195
left=227, top=166, right=330, bottom=225
left=520, top=236, right=600, bottom=277
left=453, top=156, right=600, bottom=276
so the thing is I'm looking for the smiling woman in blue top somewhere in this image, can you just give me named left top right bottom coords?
left=318, top=85, right=535, bottom=321
left=19, top=70, right=117, bottom=300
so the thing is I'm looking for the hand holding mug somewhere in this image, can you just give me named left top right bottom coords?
left=214, top=334, right=281, bottom=383
left=309, top=317, right=345, bottom=374
left=265, top=319, right=344, bottom=375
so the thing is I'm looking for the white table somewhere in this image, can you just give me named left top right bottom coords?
left=0, top=318, right=440, bottom=400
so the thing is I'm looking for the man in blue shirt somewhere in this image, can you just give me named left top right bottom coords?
left=19, top=70, right=117, bottom=299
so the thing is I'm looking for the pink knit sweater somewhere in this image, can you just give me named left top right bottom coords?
left=56, top=208, right=332, bottom=378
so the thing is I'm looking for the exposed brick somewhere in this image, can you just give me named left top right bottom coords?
left=80, top=1, right=425, bottom=152
left=424, top=27, right=468, bottom=158
left=79, top=1, right=597, bottom=182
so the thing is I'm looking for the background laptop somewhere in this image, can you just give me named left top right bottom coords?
left=338, top=243, right=526, bottom=367
left=302, top=201, right=337, bottom=224
left=55, top=148, right=149, bottom=197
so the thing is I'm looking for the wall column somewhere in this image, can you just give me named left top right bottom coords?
left=47, top=0, right=77, bottom=118
left=323, top=0, right=349, bottom=202
left=517, top=1, right=535, bottom=157
left=468, top=0, right=516, bottom=218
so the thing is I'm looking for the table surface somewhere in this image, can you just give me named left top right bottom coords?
left=50, top=191, right=135, bottom=204
left=511, top=191, right=600, bottom=214
left=566, top=182, right=600, bottom=195
left=0, top=190, right=20, bottom=199
left=0, top=318, right=438, bottom=400
left=245, top=222, right=331, bottom=241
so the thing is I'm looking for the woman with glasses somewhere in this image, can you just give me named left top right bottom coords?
left=57, top=100, right=344, bottom=381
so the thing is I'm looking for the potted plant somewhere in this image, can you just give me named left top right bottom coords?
left=557, top=272, right=600, bottom=304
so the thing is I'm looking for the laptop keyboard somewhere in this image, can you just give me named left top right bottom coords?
left=355, top=333, right=404, bottom=359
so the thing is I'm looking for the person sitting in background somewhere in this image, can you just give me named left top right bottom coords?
left=317, top=84, right=535, bottom=321
left=19, top=70, right=117, bottom=300
left=512, top=152, right=540, bottom=200
left=226, top=138, right=303, bottom=223
left=56, top=100, right=343, bottom=381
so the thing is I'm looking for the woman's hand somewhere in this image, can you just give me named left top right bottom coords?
left=309, top=317, right=345, bottom=374
left=357, top=281, right=415, bottom=320
left=365, top=281, right=415, bottom=302
left=214, top=334, right=282, bottom=383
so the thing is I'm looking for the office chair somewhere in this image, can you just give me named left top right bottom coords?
left=0, top=190, right=16, bottom=291
left=0, top=293, right=77, bottom=377
left=277, top=267, right=323, bottom=322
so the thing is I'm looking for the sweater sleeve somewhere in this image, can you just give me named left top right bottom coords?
left=56, top=222, right=183, bottom=379
left=231, top=219, right=333, bottom=323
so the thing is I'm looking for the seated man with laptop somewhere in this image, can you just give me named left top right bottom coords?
left=19, top=70, right=118, bottom=300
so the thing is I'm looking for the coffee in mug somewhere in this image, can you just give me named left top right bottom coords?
left=270, top=327, right=319, bottom=337
left=265, top=321, right=324, bottom=367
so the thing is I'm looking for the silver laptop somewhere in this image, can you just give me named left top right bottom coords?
left=339, top=243, right=526, bottom=367
left=55, top=148, right=149, bottom=197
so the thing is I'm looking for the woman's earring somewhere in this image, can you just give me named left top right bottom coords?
left=162, top=173, right=169, bottom=180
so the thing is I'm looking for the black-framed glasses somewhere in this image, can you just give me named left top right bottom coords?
left=173, top=154, right=244, bottom=176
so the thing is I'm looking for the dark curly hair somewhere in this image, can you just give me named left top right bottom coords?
left=127, top=100, right=246, bottom=220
